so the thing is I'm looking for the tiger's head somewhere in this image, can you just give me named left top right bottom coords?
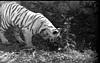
left=38, top=18, right=60, bottom=42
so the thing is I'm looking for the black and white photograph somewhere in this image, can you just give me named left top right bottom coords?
left=0, top=1, right=98, bottom=63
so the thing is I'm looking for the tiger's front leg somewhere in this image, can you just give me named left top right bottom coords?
left=0, top=31, right=10, bottom=44
left=13, top=27, right=24, bottom=43
left=22, top=28, right=33, bottom=47
left=14, top=30, right=24, bottom=43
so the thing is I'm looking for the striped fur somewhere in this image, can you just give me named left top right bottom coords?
left=0, top=2, right=59, bottom=47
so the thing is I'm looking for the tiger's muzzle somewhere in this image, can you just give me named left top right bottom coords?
left=40, top=29, right=60, bottom=42
left=49, top=30, right=60, bottom=42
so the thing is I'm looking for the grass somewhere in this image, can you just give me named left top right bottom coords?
left=0, top=47, right=97, bottom=63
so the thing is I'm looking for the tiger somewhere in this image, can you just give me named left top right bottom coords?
left=0, top=1, right=60, bottom=47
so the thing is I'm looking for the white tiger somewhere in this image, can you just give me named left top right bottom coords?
left=0, top=1, right=60, bottom=47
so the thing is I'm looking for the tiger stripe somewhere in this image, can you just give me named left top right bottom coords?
left=0, top=1, right=59, bottom=46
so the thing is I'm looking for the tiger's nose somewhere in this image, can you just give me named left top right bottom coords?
left=52, top=30, right=58, bottom=35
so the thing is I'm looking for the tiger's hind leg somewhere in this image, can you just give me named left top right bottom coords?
left=0, top=27, right=10, bottom=44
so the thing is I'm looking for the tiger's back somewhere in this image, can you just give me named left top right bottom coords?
left=0, top=2, right=37, bottom=31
